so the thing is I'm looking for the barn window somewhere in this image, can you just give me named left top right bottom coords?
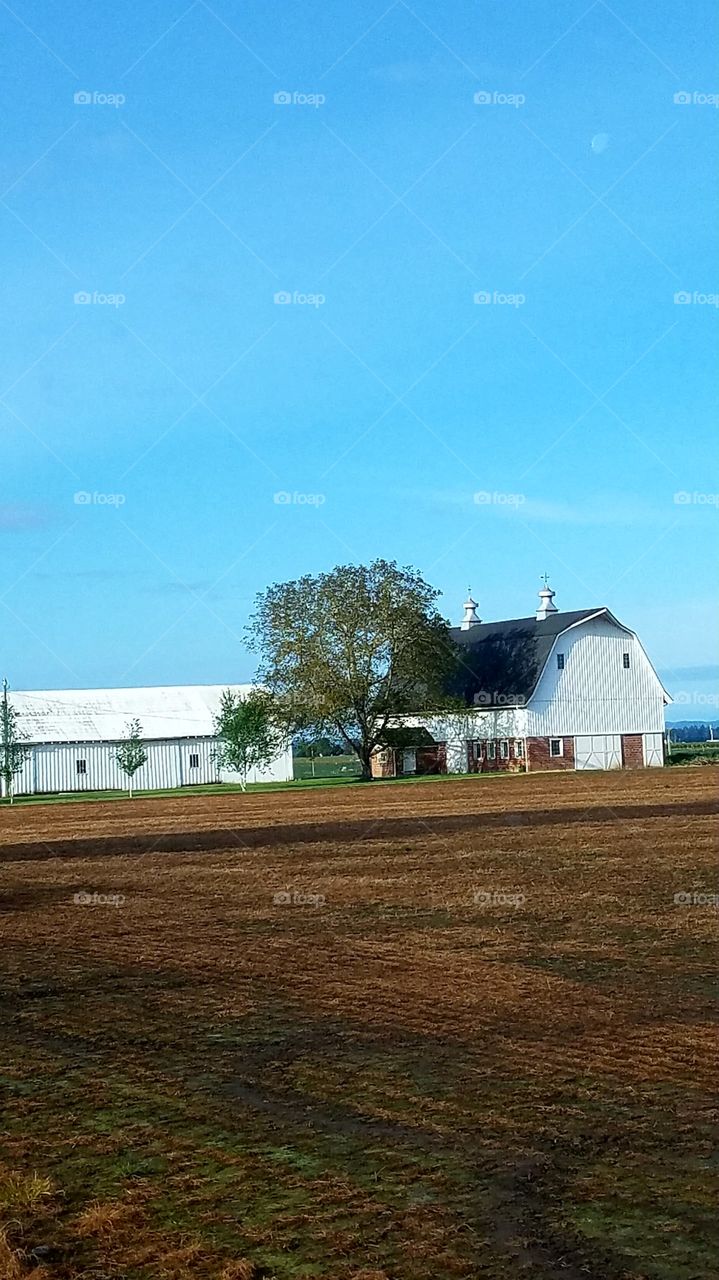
left=550, top=738, right=563, bottom=757
left=189, top=753, right=200, bottom=769
left=514, top=740, right=525, bottom=758
left=76, top=759, right=87, bottom=775
left=500, top=740, right=509, bottom=759
left=487, top=741, right=496, bottom=760
left=623, top=652, right=630, bottom=668
left=557, top=653, right=565, bottom=669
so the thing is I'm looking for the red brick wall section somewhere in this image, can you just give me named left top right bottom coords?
left=622, top=734, right=644, bottom=768
left=527, top=736, right=575, bottom=771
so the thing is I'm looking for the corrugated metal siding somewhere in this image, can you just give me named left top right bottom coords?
left=219, top=743, right=295, bottom=786
left=12, top=737, right=291, bottom=793
left=32, top=743, right=123, bottom=793
left=527, top=617, right=666, bottom=736
left=179, top=740, right=219, bottom=786
left=13, top=735, right=295, bottom=795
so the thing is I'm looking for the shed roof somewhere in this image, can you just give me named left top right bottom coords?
left=378, top=726, right=438, bottom=749
left=9, top=684, right=255, bottom=744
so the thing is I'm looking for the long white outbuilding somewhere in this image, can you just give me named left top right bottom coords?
left=7, top=684, right=294, bottom=796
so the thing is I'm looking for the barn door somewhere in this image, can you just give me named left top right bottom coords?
left=575, top=735, right=622, bottom=769
left=643, top=733, right=664, bottom=766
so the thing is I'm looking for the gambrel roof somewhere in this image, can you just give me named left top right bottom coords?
left=449, top=608, right=614, bottom=707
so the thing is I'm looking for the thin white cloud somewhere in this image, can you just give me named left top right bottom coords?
left=0, top=504, right=51, bottom=531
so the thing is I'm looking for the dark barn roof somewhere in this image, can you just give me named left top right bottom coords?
left=449, top=609, right=605, bottom=708
left=378, top=726, right=438, bottom=749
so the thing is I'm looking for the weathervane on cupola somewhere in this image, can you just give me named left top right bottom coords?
left=536, top=574, right=558, bottom=621
left=460, top=588, right=481, bottom=630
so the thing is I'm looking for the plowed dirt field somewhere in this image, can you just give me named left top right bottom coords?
left=1, top=768, right=717, bottom=1279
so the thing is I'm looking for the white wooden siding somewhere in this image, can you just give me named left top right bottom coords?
left=388, top=709, right=527, bottom=774
left=575, top=734, right=622, bottom=769
left=527, top=616, right=666, bottom=737
left=643, top=733, right=664, bottom=767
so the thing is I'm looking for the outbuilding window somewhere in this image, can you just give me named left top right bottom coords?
left=487, top=741, right=496, bottom=760
left=623, top=652, right=631, bottom=668
left=557, top=653, right=565, bottom=669
left=550, top=738, right=563, bottom=757
left=514, top=740, right=525, bottom=758
left=500, top=740, right=509, bottom=759
left=189, top=753, right=200, bottom=769
left=76, top=760, right=87, bottom=775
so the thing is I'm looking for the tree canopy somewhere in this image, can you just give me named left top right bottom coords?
left=114, top=720, right=148, bottom=798
left=247, top=559, right=458, bottom=778
left=213, top=688, right=284, bottom=790
left=0, top=679, right=28, bottom=804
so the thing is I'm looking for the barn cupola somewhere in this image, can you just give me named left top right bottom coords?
left=460, top=590, right=481, bottom=630
left=536, top=577, right=558, bottom=620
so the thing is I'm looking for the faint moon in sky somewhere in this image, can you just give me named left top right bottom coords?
left=591, top=133, right=610, bottom=153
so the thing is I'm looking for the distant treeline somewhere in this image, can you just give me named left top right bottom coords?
left=668, top=724, right=719, bottom=743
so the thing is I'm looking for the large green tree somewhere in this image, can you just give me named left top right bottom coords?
left=248, top=560, right=458, bottom=779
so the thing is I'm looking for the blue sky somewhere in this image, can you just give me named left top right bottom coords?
left=2, top=0, right=717, bottom=719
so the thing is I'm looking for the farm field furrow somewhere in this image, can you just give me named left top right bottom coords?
left=1, top=768, right=717, bottom=1280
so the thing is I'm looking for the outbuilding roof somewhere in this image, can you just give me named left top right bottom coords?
left=9, top=684, right=254, bottom=744
left=449, top=609, right=607, bottom=707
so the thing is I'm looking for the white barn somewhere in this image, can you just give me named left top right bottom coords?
left=6, top=684, right=294, bottom=797
left=373, top=585, right=670, bottom=777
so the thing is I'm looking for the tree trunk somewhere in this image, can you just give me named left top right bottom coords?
left=357, top=743, right=374, bottom=781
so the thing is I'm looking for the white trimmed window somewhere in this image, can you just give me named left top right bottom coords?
left=76, top=759, right=87, bottom=775
left=487, top=741, right=496, bottom=760
left=557, top=653, right=565, bottom=669
left=623, top=652, right=630, bottom=668
left=189, top=753, right=200, bottom=769
left=500, top=740, right=509, bottom=759
left=550, top=738, right=563, bottom=757
left=514, top=740, right=525, bottom=758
